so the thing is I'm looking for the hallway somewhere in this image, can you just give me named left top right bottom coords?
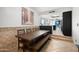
left=53, top=27, right=63, bottom=36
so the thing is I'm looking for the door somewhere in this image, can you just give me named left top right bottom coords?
left=62, top=11, right=72, bottom=36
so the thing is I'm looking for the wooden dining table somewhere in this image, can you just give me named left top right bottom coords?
left=16, top=30, right=50, bottom=52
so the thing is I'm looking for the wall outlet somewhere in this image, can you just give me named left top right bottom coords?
left=75, top=40, right=77, bottom=42
left=77, top=23, right=79, bottom=26
left=75, top=40, right=79, bottom=44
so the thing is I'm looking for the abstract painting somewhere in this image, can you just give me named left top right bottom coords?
left=22, top=7, right=34, bottom=25
left=29, top=11, right=34, bottom=24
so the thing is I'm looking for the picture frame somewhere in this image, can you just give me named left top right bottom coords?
left=22, top=7, right=34, bottom=25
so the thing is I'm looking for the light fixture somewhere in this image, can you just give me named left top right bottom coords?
left=51, top=15, right=59, bottom=18
left=49, top=11, right=55, bottom=13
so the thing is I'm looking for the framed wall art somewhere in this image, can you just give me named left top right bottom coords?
left=22, top=7, right=34, bottom=25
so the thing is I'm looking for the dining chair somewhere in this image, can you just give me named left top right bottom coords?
left=26, top=28, right=31, bottom=33
left=17, top=29, right=25, bottom=51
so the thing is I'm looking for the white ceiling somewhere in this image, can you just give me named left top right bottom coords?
left=30, top=7, right=72, bottom=19
left=31, top=7, right=60, bottom=13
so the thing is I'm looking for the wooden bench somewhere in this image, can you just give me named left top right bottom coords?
left=30, top=35, right=50, bottom=52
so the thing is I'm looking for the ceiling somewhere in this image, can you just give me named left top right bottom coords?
left=30, top=7, right=72, bottom=19
left=31, top=7, right=60, bottom=13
